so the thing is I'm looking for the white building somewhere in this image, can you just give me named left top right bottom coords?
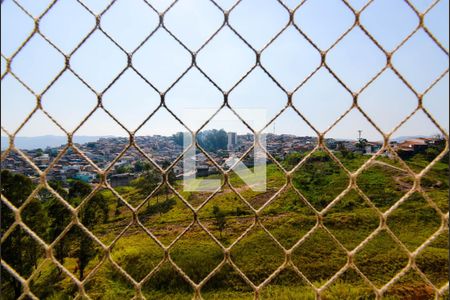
left=227, top=132, right=238, bottom=150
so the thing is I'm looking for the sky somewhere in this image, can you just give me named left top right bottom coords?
left=1, top=0, right=449, bottom=141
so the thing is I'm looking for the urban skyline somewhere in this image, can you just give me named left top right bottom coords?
left=2, top=0, right=448, bottom=140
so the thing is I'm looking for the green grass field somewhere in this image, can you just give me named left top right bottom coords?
left=2, top=151, right=448, bottom=299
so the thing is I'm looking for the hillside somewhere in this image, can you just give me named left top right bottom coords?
left=1, top=151, right=448, bottom=299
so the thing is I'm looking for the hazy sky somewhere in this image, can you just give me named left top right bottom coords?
left=1, top=0, right=449, bottom=141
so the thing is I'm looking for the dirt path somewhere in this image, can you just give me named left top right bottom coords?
left=371, top=160, right=407, bottom=173
left=371, top=160, right=413, bottom=192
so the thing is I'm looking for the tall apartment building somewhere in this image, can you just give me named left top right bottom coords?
left=227, top=132, right=238, bottom=151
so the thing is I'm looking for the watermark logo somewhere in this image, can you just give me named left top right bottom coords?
left=182, top=109, right=267, bottom=192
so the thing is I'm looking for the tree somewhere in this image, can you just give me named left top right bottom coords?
left=171, top=132, right=185, bottom=147
left=424, top=137, right=446, bottom=162
left=356, top=138, right=368, bottom=153
left=1, top=170, right=40, bottom=299
left=116, top=164, right=133, bottom=174
left=133, top=160, right=146, bottom=173
left=424, top=147, right=440, bottom=162
left=160, top=160, right=176, bottom=202
left=41, top=181, right=70, bottom=264
left=336, top=142, right=353, bottom=159
left=174, top=129, right=229, bottom=152
left=68, top=180, right=92, bottom=203
left=76, top=193, right=108, bottom=280
left=133, top=164, right=161, bottom=206
left=197, top=129, right=228, bottom=152
left=35, top=148, right=44, bottom=157
left=283, top=152, right=304, bottom=169
left=212, top=205, right=227, bottom=238
left=67, top=180, right=108, bottom=280
left=86, top=142, right=97, bottom=149
left=1, top=171, right=29, bottom=232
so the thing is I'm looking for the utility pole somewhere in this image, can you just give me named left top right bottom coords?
left=358, top=130, right=362, bottom=140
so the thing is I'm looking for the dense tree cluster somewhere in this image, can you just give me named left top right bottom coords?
left=0, top=170, right=108, bottom=298
left=132, top=160, right=176, bottom=204
left=172, top=129, right=228, bottom=152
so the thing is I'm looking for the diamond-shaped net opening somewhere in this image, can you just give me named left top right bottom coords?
left=1, top=0, right=448, bottom=299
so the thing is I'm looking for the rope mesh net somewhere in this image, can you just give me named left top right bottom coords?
left=1, top=0, right=449, bottom=299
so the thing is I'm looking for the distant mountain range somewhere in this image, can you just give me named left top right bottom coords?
left=1, top=135, right=113, bottom=150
